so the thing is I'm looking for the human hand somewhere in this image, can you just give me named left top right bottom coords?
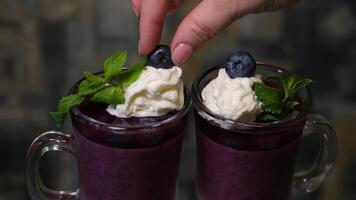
left=132, top=0, right=299, bottom=65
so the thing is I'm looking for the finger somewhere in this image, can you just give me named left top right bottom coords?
left=138, top=0, right=172, bottom=55
left=168, top=0, right=184, bottom=15
left=254, top=0, right=300, bottom=13
left=132, top=0, right=183, bottom=17
left=131, top=0, right=142, bottom=17
left=171, top=0, right=243, bottom=65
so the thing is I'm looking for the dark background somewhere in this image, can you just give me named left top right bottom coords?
left=1, top=0, right=356, bottom=199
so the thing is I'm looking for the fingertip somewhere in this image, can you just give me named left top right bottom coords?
left=138, top=0, right=171, bottom=55
left=131, top=0, right=141, bottom=17
left=138, top=35, right=160, bottom=55
left=132, top=5, right=139, bottom=17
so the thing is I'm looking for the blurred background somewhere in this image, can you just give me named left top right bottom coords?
left=0, top=0, right=355, bottom=199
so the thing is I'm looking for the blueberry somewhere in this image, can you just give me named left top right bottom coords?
left=224, top=51, right=256, bottom=78
left=147, top=45, right=174, bottom=69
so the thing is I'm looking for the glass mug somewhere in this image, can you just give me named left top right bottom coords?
left=192, top=63, right=337, bottom=200
left=25, top=76, right=192, bottom=200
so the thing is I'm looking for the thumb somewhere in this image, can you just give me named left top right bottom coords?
left=171, top=1, right=245, bottom=65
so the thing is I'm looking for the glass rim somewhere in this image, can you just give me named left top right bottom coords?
left=192, top=62, right=310, bottom=130
left=69, top=71, right=192, bottom=131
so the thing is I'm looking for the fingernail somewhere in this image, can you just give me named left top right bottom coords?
left=172, top=43, right=193, bottom=65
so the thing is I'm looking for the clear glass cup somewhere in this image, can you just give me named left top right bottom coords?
left=192, top=63, right=337, bottom=200
left=25, top=75, right=192, bottom=200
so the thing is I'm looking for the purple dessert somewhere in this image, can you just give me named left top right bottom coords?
left=192, top=54, right=313, bottom=200
left=53, top=47, right=190, bottom=200
left=195, top=111, right=304, bottom=200
left=25, top=47, right=189, bottom=200
left=69, top=86, right=190, bottom=200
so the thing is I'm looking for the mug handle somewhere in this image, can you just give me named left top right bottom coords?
left=292, top=114, right=337, bottom=194
left=25, top=131, right=79, bottom=200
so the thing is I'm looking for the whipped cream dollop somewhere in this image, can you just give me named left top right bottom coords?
left=106, top=66, right=184, bottom=118
left=201, top=69, right=262, bottom=122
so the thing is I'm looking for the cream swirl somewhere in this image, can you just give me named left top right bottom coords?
left=201, top=69, right=262, bottom=122
left=106, top=66, right=184, bottom=118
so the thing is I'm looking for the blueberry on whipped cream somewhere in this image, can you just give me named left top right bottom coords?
left=147, top=45, right=175, bottom=69
left=202, top=52, right=262, bottom=122
left=225, top=51, right=256, bottom=78
left=107, top=45, right=184, bottom=118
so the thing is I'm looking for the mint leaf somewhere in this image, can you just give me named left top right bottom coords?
left=83, top=71, right=105, bottom=83
left=57, top=95, right=84, bottom=113
left=78, top=80, right=107, bottom=96
left=253, top=82, right=283, bottom=106
left=119, top=58, right=147, bottom=74
left=253, top=82, right=284, bottom=116
left=279, top=76, right=312, bottom=102
left=253, top=75, right=312, bottom=122
left=117, top=58, right=147, bottom=87
left=279, top=75, right=296, bottom=102
left=78, top=72, right=106, bottom=96
left=50, top=51, right=148, bottom=128
left=49, top=111, right=67, bottom=128
left=91, top=86, right=125, bottom=104
left=285, top=101, right=299, bottom=112
left=263, top=104, right=283, bottom=115
left=291, top=110, right=299, bottom=118
left=257, top=113, right=280, bottom=122
left=104, top=51, right=127, bottom=80
left=295, top=78, right=313, bottom=91
left=50, top=95, right=84, bottom=127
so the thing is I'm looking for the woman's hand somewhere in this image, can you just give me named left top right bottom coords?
left=132, top=0, right=299, bottom=65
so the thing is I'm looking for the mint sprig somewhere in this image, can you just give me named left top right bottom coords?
left=116, top=58, right=147, bottom=87
left=91, top=86, right=125, bottom=104
left=253, top=75, right=312, bottom=122
left=50, top=95, right=85, bottom=126
left=104, top=51, right=127, bottom=79
left=50, top=51, right=147, bottom=127
left=77, top=72, right=106, bottom=96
